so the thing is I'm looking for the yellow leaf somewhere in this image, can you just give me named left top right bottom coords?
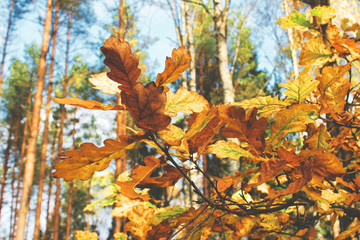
left=207, top=140, right=254, bottom=160
left=53, top=134, right=146, bottom=181
left=266, top=104, right=318, bottom=149
left=74, top=230, right=98, bottom=240
left=311, top=6, right=336, bottom=25
left=156, top=46, right=191, bottom=88
left=52, top=97, right=124, bottom=111
left=305, top=124, right=331, bottom=149
left=165, top=87, right=209, bottom=117
left=280, top=66, right=319, bottom=103
left=299, top=34, right=334, bottom=68
left=158, top=124, right=185, bottom=146
left=234, top=95, right=291, bottom=117
left=335, top=224, right=360, bottom=240
left=89, top=72, right=121, bottom=94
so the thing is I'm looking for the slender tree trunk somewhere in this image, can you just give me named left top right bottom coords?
left=185, top=2, right=196, bottom=92
left=10, top=119, right=20, bottom=239
left=11, top=80, right=33, bottom=240
left=15, top=1, right=53, bottom=239
left=283, top=0, right=299, bottom=78
left=0, top=128, right=14, bottom=219
left=212, top=0, right=234, bottom=104
left=44, top=128, right=58, bottom=240
left=54, top=12, right=72, bottom=240
left=0, top=0, right=14, bottom=97
left=33, top=3, right=59, bottom=239
left=114, top=0, right=126, bottom=234
left=65, top=108, right=77, bottom=240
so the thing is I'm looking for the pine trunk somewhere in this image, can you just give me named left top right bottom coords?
left=0, top=0, right=14, bottom=96
left=185, top=2, right=196, bottom=92
left=0, top=128, right=14, bottom=219
left=114, top=0, right=127, bottom=234
left=15, top=0, right=53, bottom=238
left=54, top=12, right=72, bottom=240
left=33, top=3, right=59, bottom=239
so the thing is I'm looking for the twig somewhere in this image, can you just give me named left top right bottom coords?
left=179, top=207, right=215, bottom=240
left=318, top=115, right=360, bottom=129
left=168, top=204, right=210, bottom=240
left=149, top=131, right=214, bottom=207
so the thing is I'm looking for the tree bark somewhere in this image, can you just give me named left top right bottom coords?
left=15, top=0, right=53, bottom=238
left=212, top=0, right=234, bottom=104
left=114, top=0, right=127, bottom=234
left=0, top=0, right=14, bottom=97
left=185, top=2, right=196, bottom=92
left=11, top=79, right=33, bottom=240
left=33, top=2, right=59, bottom=239
left=0, top=128, right=14, bottom=219
left=54, top=11, right=73, bottom=240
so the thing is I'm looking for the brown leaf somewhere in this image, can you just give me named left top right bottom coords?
left=156, top=46, right=191, bottom=88
left=52, top=97, right=124, bottom=111
left=219, top=106, right=267, bottom=153
left=121, top=82, right=171, bottom=132
left=101, top=36, right=141, bottom=94
left=185, top=107, right=223, bottom=154
left=53, top=134, right=146, bottom=181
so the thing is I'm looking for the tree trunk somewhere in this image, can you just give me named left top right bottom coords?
left=33, top=2, right=59, bottom=239
left=44, top=128, right=58, bottom=240
left=0, top=128, right=14, bottom=219
left=65, top=108, right=77, bottom=240
left=283, top=0, right=299, bottom=78
left=11, top=80, right=33, bottom=240
left=185, top=2, right=196, bottom=92
left=0, top=0, right=14, bottom=97
left=10, top=119, right=20, bottom=240
left=212, top=0, right=234, bottom=104
left=15, top=0, right=53, bottom=238
left=54, top=12, right=72, bottom=240
left=114, top=0, right=127, bottom=234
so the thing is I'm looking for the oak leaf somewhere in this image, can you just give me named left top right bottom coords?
left=304, top=124, right=331, bottom=149
left=219, top=106, right=267, bottom=153
left=53, top=134, right=146, bottom=181
left=121, top=82, right=171, bottom=132
left=299, top=35, right=334, bottom=68
left=279, top=65, right=319, bottom=103
left=158, top=124, right=185, bottom=146
left=266, top=104, right=318, bottom=150
left=207, top=140, right=255, bottom=161
left=165, top=87, right=209, bottom=117
left=89, top=72, right=120, bottom=94
left=101, top=36, right=141, bottom=94
left=311, top=6, right=336, bottom=24
left=155, top=46, right=191, bottom=88
left=316, top=63, right=351, bottom=113
left=52, top=97, right=124, bottom=111
left=277, top=10, right=312, bottom=30
left=234, top=95, right=291, bottom=118
left=117, top=156, right=163, bottom=201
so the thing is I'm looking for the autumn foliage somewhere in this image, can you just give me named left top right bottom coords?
left=53, top=6, right=360, bottom=240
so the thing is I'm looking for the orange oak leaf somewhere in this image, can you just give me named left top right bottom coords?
left=53, top=133, right=146, bottom=181
left=185, top=107, right=223, bottom=154
left=267, top=160, right=312, bottom=199
left=137, top=162, right=187, bottom=188
left=304, top=124, right=331, bottom=149
left=266, top=104, right=318, bottom=150
left=100, top=36, right=141, bottom=94
left=121, top=82, right=171, bottom=132
left=155, top=46, right=191, bottom=88
left=52, top=97, right=124, bottom=111
left=116, top=156, right=184, bottom=200
left=252, top=158, right=287, bottom=187
left=219, top=106, right=267, bottom=153
left=165, top=87, right=209, bottom=117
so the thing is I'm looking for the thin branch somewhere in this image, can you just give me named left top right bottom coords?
left=168, top=204, right=210, bottom=240
left=318, top=115, right=360, bottom=129
left=183, top=0, right=211, bottom=15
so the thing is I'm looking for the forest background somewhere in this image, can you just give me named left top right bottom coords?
left=0, top=0, right=359, bottom=239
